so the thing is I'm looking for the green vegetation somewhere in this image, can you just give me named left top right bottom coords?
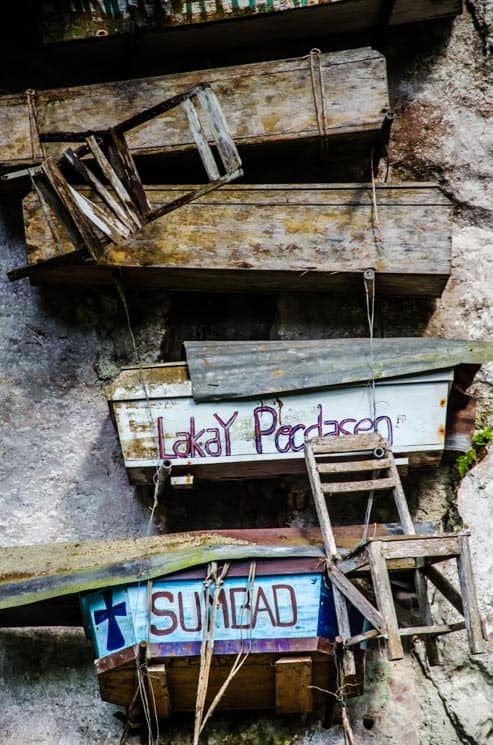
left=456, top=426, right=493, bottom=478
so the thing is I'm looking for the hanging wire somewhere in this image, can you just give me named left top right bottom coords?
left=113, top=276, right=167, bottom=743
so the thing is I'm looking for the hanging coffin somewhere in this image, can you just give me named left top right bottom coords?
left=40, top=0, right=461, bottom=48
left=83, top=558, right=355, bottom=716
left=0, top=528, right=378, bottom=716
left=12, top=183, right=451, bottom=295
left=106, top=339, right=493, bottom=484
left=0, top=49, right=388, bottom=174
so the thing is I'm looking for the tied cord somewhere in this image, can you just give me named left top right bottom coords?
left=193, top=562, right=231, bottom=745
left=113, top=278, right=166, bottom=743
left=308, top=49, right=329, bottom=163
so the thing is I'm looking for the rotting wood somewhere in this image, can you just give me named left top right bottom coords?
left=9, top=84, right=242, bottom=264
left=40, top=0, right=462, bottom=48
left=14, top=183, right=452, bottom=293
left=145, top=664, right=171, bottom=718
left=0, top=49, right=389, bottom=171
left=366, top=541, right=404, bottom=660
left=456, top=534, right=486, bottom=653
left=275, top=657, right=313, bottom=714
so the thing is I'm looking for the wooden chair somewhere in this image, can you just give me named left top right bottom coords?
left=304, top=433, right=485, bottom=663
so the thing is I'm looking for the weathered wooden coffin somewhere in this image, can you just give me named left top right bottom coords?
left=0, top=49, right=388, bottom=172
left=15, top=183, right=451, bottom=295
left=41, top=0, right=461, bottom=48
left=83, top=558, right=346, bottom=714
left=107, top=363, right=454, bottom=482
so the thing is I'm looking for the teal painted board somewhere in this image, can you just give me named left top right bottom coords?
left=82, top=572, right=338, bottom=659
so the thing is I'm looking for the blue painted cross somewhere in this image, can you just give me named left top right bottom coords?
left=94, top=590, right=127, bottom=651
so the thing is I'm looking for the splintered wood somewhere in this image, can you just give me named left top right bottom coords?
left=14, top=83, right=242, bottom=263
left=304, top=434, right=486, bottom=664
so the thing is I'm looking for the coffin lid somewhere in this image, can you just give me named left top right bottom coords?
left=184, top=338, right=493, bottom=401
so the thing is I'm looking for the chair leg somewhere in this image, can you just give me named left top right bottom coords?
left=366, top=541, right=404, bottom=660
left=456, top=535, right=485, bottom=654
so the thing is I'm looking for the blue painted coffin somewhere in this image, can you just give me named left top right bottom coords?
left=82, top=562, right=357, bottom=660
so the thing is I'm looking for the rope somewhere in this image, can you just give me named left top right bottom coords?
left=370, top=149, right=385, bottom=256
left=198, top=561, right=256, bottom=735
left=308, top=49, right=329, bottom=164
left=113, top=278, right=167, bottom=741
left=193, top=562, right=230, bottom=745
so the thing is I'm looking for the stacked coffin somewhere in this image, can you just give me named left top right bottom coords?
left=1, top=0, right=489, bottom=737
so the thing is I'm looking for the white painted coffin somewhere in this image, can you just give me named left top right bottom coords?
left=107, top=363, right=453, bottom=482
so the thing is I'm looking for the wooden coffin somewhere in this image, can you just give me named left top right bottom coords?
left=81, top=556, right=360, bottom=715
left=0, top=48, right=388, bottom=172
left=41, top=0, right=462, bottom=48
left=106, top=362, right=454, bottom=484
left=15, top=183, right=451, bottom=295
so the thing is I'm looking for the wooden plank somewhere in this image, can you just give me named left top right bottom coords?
left=414, top=565, right=440, bottom=665
left=305, top=443, right=339, bottom=558
left=40, top=0, right=462, bottom=47
left=18, top=183, right=452, bottom=296
left=366, top=541, right=404, bottom=660
left=275, top=657, right=313, bottom=714
left=65, top=184, right=131, bottom=244
left=339, top=629, right=380, bottom=646
left=63, top=148, right=138, bottom=233
left=389, top=457, right=415, bottom=535
left=327, top=564, right=386, bottom=636
left=422, top=564, right=464, bottom=615
left=145, top=664, right=171, bottom=718
left=317, top=458, right=392, bottom=473
left=195, top=87, right=242, bottom=173
left=182, top=98, right=220, bottom=181
left=85, top=135, right=143, bottom=229
left=106, top=129, right=151, bottom=217
left=456, top=535, right=485, bottom=654
left=40, top=158, right=101, bottom=258
left=0, top=50, right=389, bottom=170
left=380, top=536, right=460, bottom=560
left=322, top=477, right=396, bottom=493
left=311, top=434, right=386, bottom=454
left=399, top=622, right=465, bottom=637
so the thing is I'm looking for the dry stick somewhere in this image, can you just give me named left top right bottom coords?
left=193, top=563, right=230, bottom=745
left=199, top=561, right=257, bottom=735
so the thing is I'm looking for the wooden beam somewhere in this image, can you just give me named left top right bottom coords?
left=317, top=458, right=392, bottom=473
left=327, top=564, right=386, bottom=636
left=422, top=564, right=464, bottom=615
left=399, top=622, right=465, bottom=637
left=456, top=534, right=486, bottom=654
left=275, top=657, right=313, bottom=714
left=322, top=477, right=396, bottom=494
left=366, top=541, right=404, bottom=660
left=305, top=443, right=339, bottom=559
left=145, top=664, right=171, bottom=718
left=415, top=564, right=440, bottom=665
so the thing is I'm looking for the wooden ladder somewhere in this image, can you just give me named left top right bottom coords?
left=304, top=433, right=486, bottom=664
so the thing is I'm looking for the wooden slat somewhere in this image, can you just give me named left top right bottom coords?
left=422, top=564, right=464, bottom=615
left=85, top=135, right=143, bottom=229
left=311, top=433, right=386, bottom=454
left=340, top=629, right=380, bottom=646
left=366, top=541, right=404, bottom=660
left=41, top=158, right=101, bottom=258
left=195, top=87, right=242, bottom=173
left=66, top=183, right=131, bottom=243
left=322, top=477, right=396, bottom=494
left=456, top=535, right=485, bottom=654
left=275, top=657, right=313, bottom=714
left=327, top=563, right=386, bottom=636
left=182, top=98, right=220, bottom=181
left=145, top=664, right=171, bottom=718
left=380, top=536, right=460, bottom=560
left=389, top=457, right=415, bottom=535
left=414, top=564, right=439, bottom=665
left=305, top=443, right=338, bottom=559
left=331, top=585, right=357, bottom=677
left=317, top=458, right=391, bottom=474
left=399, top=622, right=465, bottom=637
left=106, top=128, right=151, bottom=217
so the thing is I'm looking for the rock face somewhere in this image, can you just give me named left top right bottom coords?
left=0, top=6, right=492, bottom=745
